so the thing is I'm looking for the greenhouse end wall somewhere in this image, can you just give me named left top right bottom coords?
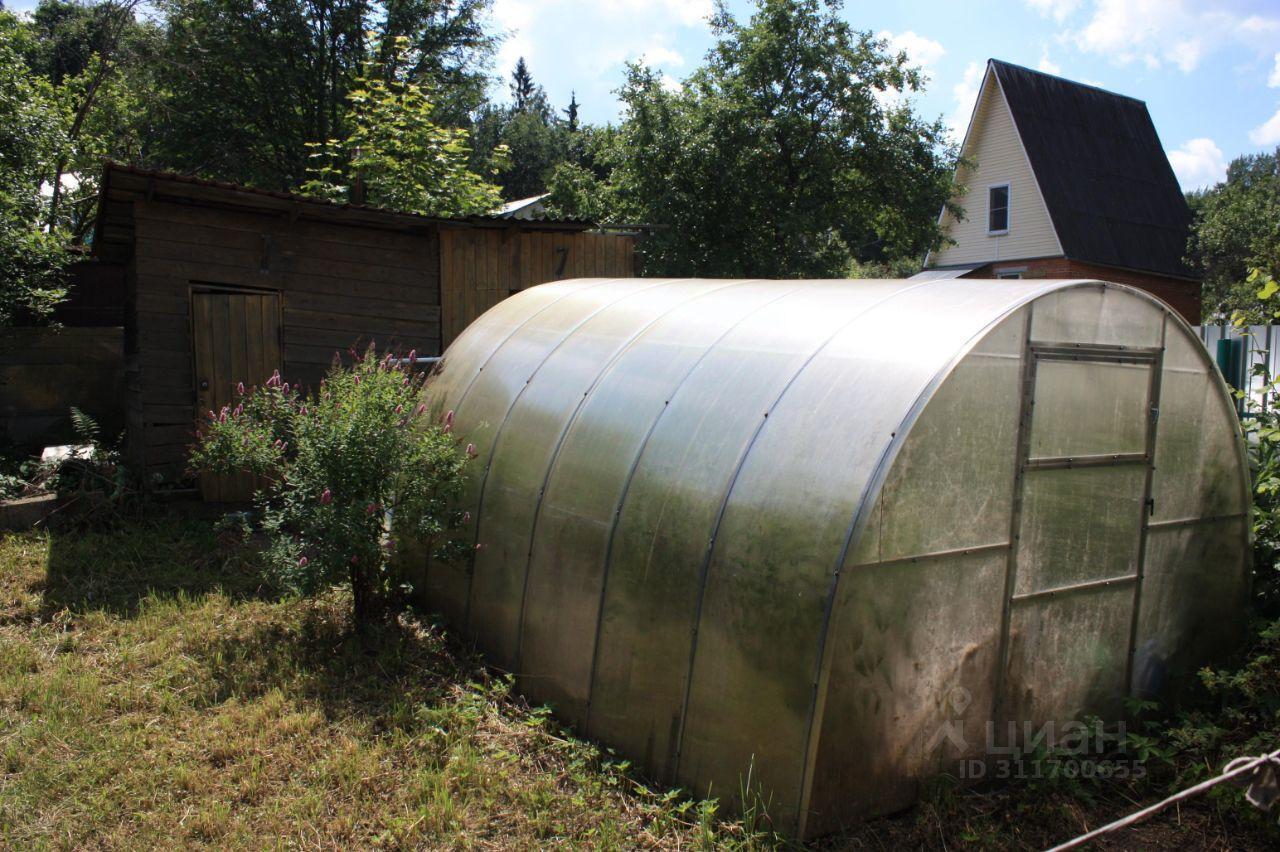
left=413, top=278, right=1250, bottom=838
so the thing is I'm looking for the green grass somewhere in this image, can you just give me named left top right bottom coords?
left=2, top=510, right=1278, bottom=850
left=0, top=513, right=761, bottom=849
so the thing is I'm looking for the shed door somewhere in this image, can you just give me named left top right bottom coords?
left=191, top=291, right=282, bottom=502
left=997, top=344, right=1161, bottom=734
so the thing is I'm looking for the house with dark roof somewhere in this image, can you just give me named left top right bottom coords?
left=923, top=59, right=1200, bottom=323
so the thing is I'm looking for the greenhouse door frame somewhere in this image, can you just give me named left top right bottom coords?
left=994, top=339, right=1164, bottom=736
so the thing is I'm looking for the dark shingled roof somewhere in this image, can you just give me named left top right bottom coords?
left=990, top=59, right=1195, bottom=280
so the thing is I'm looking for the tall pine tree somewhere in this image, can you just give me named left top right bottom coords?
left=471, top=57, right=570, bottom=200
left=510, top=56, right=535, bottom=112
left=565, top=91, right=579, bottom=133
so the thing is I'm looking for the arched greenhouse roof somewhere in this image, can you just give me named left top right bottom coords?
left=417, top=277, right=1249, bottom=838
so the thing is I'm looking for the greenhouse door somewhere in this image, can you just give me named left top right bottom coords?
left=996, top=343, right=1162, bottom=735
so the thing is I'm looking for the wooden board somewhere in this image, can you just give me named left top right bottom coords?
left=438, top=229, right=636, bottom=347
left=0, top=327, right=124, bottom=451
left=191, top=291, right=282, bottom=502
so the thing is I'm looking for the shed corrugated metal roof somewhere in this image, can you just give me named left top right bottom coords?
left=990, top=60, right=1195, bottom=280
left=91, top=162, right=607, bottom=263
left=908, top=263, right=983, bottom=281
left=91, top=161, right=600, bottom=253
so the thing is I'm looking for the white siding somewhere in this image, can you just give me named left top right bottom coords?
left=931, top=66, right=1062, bottom=267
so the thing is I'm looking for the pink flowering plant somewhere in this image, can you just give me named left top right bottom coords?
left=190, top=346, right=470, bottom=627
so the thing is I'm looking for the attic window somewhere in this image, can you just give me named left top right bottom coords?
left=988, top=184, right=1010, bottom=235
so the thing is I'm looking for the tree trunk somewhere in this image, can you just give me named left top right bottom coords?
left=46, top=0, right=141, bottom=229
left=351, top=561, right=372, bottom=630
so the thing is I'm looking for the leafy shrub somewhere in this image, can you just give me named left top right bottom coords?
left=1162, top=621, right=1280, bottom=781
left=1108, top=619, right=1280, bottom=840
left=0, top=407, right=134, bottom=523
left=0, top=471, right=25, bottom=500
left=190, top=347, right=470, bottom=627
left=301, top=35, right=503, bottom=217
left=56, top=406, right=131, bottom=498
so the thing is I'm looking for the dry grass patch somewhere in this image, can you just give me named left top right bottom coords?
left=0, top=513, right=763, bottom=849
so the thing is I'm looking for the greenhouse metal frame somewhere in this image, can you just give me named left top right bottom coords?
left=416, top=277, right=1249, bottom=838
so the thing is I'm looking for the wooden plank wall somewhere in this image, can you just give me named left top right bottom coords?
left=0, top=327, right=124, bottom=452
left=129, top=199, right=441, bottom=488
left=439, top=228, right=635, bottom=347
left=55, top=260, right=127, bottom=326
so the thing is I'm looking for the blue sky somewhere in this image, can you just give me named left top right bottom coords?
left=487, top=0, right=1280, bottom=191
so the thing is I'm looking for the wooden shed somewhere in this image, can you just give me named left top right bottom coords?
left=89, top=163, right=637, bottom=496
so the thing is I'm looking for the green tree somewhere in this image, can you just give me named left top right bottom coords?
left=0, top=1, right=167, bottom=323
left=564, top=90, right=579, bottom=133
left=302, top=40, right=502, bottom=217
left=25, top=0, right=127, bottom=84
left=487, top=108, right=566, bottom=200
left=1188, top=150, right=1280, bottom=321
left=378, top=0, right=496, bottom=124
left=469, top=57, right=571, bottom=201
left=25, top=0, right=161, bottom=241
left=155, top=0, right=368, bottom=189
left=547, top=0, right=957, bottom=277
left=544, top=124, right=620, bottom=222
left=544, top=162, right=610, bottom=223
left=509, top=55, right=537, bottom=113
left=154, top=0, right=495, bottom=189
left=61, top=25, right=167, bottom=239
left=0, top=11, right=71, bottom=324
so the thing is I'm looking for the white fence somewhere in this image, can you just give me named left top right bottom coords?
left=1195, top=324, right=1280, bottom=408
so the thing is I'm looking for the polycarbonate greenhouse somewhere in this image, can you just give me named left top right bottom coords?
left=414, top=277, right=1249, bottom=838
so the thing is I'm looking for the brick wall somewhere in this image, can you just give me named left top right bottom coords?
left=965, top=257, right=1201, bottom=325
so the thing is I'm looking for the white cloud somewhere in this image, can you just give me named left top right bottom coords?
left=491, top=0, right=537, bottom=76
left=597, top=0, right=712, bottom=29
left=1026, top=0, right=1280, bottom=74
left=873, top=30, right=946, bottom=111
left=1167, top=138, right=1227, bottom=190
left=1076, top=0, right=1189, bottom=69
left=1024, top=0, right=1081, bottom=23
left=1269, top=52, right=1280, bottom=87
left=641, top=44, right=685, bottom=69
left=1169, top=37, right=1204, bottom=73
left=947, top=61, right=985, bottom=143
left=1037, top=47, right=1062, bottom=76
left=487, top=0, right=707, bottom=114
left=877, top=30, right=946, bottom=71
left=1241, top=15, right=1280, bottom=37
left=1250, top=107, right=1280, bottom=147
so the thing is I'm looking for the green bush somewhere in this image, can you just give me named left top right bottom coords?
left=1163, top=621, right=1280, bottom=777
left=190, top=347, right=470, bottom=627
